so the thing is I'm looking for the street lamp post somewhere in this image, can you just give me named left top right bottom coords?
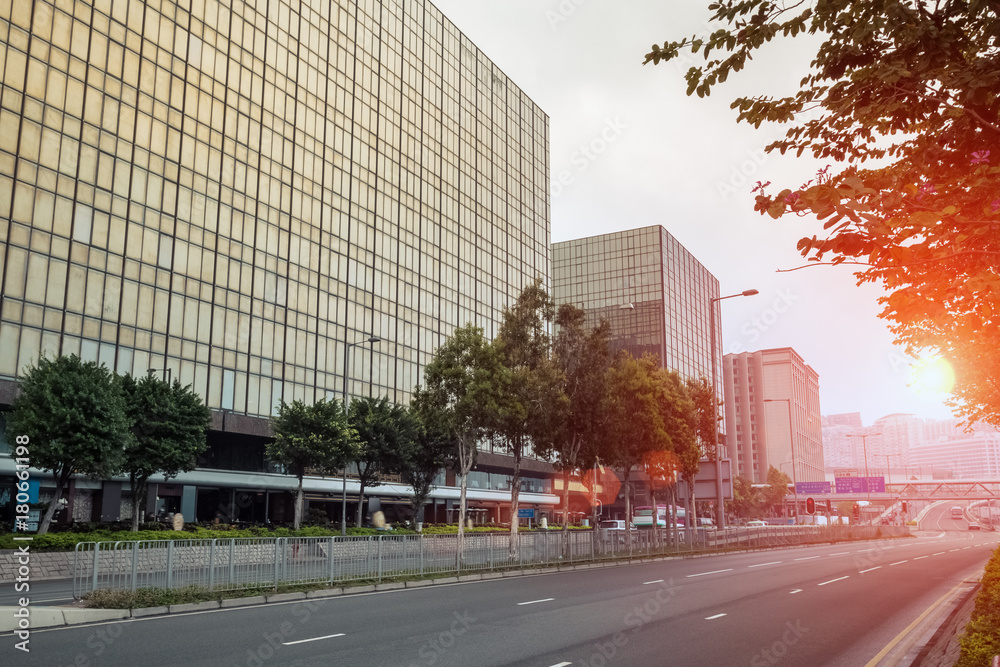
left=765, top=398, right=797, bottom=523
left=340, top=335, right=381, bottom=536
left=710, top=289, right=758, bottom=530
left=847, top=432, right=881, bottom=512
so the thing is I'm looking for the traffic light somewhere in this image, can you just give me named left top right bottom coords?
left=853, top=504, right=860, bottom=521
left=806, top=497, right=815, bottom=515
left=826, top=499, right=832, bottom=513
left=902, top=501, right=908, bottom=513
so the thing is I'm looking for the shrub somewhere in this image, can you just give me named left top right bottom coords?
left=956, top=545, right=1000, bottom=667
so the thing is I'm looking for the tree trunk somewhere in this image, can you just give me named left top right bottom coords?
left=356, top=482, right=367, bottom=529
left=457, top=463, right=469, bottom=568
left=508, top=442, right=522, bottom=559
left=36, top=467, right=71, bottom=535
left=130, top=474, right=149, bottom=532
left=624, top=466, right=632, bottom=552
left=294, top=475, right=304, bottom=530
left=561, top=467, right=571, bottom=557
left=687, top=480, right=697, bottom=548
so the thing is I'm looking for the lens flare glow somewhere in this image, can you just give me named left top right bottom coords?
left=909, top=356, right=955, bottom=395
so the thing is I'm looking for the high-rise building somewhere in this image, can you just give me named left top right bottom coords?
left=0, top=0, right=553, bottom=524
left=912, top=420, right=1000, bottom=479
left=723, top=347, right=824, bottom=484
left=822, top=412, right=863, bottom=429
left=551, top=225, right=721, bottom=382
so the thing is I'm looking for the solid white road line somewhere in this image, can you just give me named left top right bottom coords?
left=686, top=569, right=733, bottom=578
left=282, top=633, right=345, bottom=646
left=705, top=613, right=727, bottom=620
left=748, top=561, right=782, bottom=568
left=518, top=598, right=555, bottom=606
left=859, top=567, right=882, bottom=574
left=819, top=576, right=850, bottom=586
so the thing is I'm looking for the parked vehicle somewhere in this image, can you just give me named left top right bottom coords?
left=746, top=520, right=769, bottom=527
left=599, top=519, right=633, bottom=544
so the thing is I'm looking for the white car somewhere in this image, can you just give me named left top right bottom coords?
left=746, top=520, right=769, bottom=527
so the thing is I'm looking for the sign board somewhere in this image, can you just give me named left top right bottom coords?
left=517, top=508, right=535, bottom=519
left=677, top=459, right=733, bottom=501
left=834, top=477, right=886, bottom=494
left=795, top=481, right=832, bottom=495
left=834, top=469, right=859, bottom=478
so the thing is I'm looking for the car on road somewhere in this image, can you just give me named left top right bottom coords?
left=746, top=520, right=769, bottom=527
left=599, top=519, right=634, bottom=544
left=969, top=522, right=981, bottom=531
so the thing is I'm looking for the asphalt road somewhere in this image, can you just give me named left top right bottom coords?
left=4, top=528, right=997, bottom=667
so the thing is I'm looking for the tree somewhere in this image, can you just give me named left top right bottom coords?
left=493, top=278, right=567, bottom=558
left=120, top=374, right=210, bottom=531
left=603, top=352, right=673, bottom=550
left=268, top=398, right=358, bottom=530
left=727, top=476, right=763, bottom=521
left=547, top=304, right=612, bottom=553
left=399, top=399, right=454, bottom=527
left=677, top=376, right=718, bottom=537
left=8, top=355, right=130, bottom=534
left=418, top=324, right=503, bottom=565
left=347, top=396, right=416, bottom=528
left=764, top=465, right=792, bottom=517
left=646, top=2, right=1000, bottom=425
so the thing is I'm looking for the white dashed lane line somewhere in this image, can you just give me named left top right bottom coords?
left=686, top=569, right=733, bottom=578
left=643, top=580, right=664, bottom=585
left=748, top=561, right=782, bottom=568
left=706, top=613, right=727, bottom=620
left=517, top=598, right=555, bottom=606
left=859, top=567, right=881, bottom=574
left=282, top=633, right=345, bottom=646
left=819, top=576, right=850, bottom=587
left=789, top=589, right=803, bottom=594
left=889, top=560, right=908, bottom=566
left=794, top=556, right=820, bottom=561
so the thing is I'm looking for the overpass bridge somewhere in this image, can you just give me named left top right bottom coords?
left=793, top=479, right=1000, bottom=503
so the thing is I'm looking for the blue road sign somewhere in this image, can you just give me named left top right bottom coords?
left=517, top=508, right=535, bottom=519
left=796, top=481, right=831, bottom=495
left=835, top=477, right=886, bottom=493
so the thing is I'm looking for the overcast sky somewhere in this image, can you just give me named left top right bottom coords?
left=430, top=0, right=956, bottom=426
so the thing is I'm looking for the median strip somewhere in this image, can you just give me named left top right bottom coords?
left=282, top=633, right=345, bottom=646
left=686, top=569, right=733, bottom=578
left=517, top=598, right=555, bottom=606
left=818, top=576, right=850, bottom=586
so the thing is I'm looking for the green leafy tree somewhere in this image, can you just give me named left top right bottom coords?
left=119, top=374, right=211, bottom=531
left=547, top=304, right=612, bottom=552
left=603, top=352, right=674, bottom=550
left=268, top=398, right=358, bottom=530
left=493, top=278, right=567, bottom=558
left=418, top=324, right=503, bottom=564
left=646, top=2, right=1000, bottom=425
left=677, top=376, right=718, bottom=535
left=8, top=355, right=130, bottom=534
left=348, top=396, right=417, bottom=528
left=401, top=398, right=454, bottom=526
left=727, top=475, right=764, bottom=521
left=764, top=465, right=793, bottom=517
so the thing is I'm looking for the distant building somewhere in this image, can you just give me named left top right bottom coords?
left=552, top=225, right=721, bottom=382
left=911, top=421, right=1000, bottom=478
left=723, top=347, right=824, bottom=484
left=822, top=412, right=863, bottom=429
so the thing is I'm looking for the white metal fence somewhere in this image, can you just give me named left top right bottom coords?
left=72, top=525, right=909, bottom=598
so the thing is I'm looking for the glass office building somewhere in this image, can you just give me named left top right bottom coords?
left=0, top=0, right=552, bottom=523
left=552, top=225, right=721, bottom=383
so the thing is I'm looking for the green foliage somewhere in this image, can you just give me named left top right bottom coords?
left=647, top=1, right=1000, bottom=426
left=8, top=355, right=131, bottom=534
left=956, top=545, right=1000, bottom=667
left=119, top=374, right=210, bottom=530
left=348, top=396, right=418, bottom=526
left=400, top=399, right=454, bottom=521
left=268, top=398, right=359, bottom=529
left=727, top=475, right=764, bottom=519
left=764, top=465, right=792, bottom=510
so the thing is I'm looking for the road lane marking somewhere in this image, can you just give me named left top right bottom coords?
left=829, top=552, right=850, bottom=556
left=282, top=633, right=345, bottom=646
left=705, top=613, right=727, bottom=620
left=818, top=576, right=850, bottom=586
left=748, top=561, right=782, bottom=568
left=859, top=567, right=882, bottom=573
left=686, top=569, right=733, bottom=578
left=932, top=552, right=946, bottom=556
left=789, top=589, right=803, bottom=594
left=950, top=549, right=960, bottom=552
left=795, top=556, right=820, bottom=561
left=914, top=556, right=928, bottom=560
left=889, top=560, right=908, bottom=566
left=643, top=580, right=664, bottom=585
left=548, top=663, right=572, bottom=667
left=518, top=598, right=555, bottom=606
left=865, top=578, right=975, bottom=667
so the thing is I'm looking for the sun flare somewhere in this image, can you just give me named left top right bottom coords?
left=909, top=356, right=955, bottom=395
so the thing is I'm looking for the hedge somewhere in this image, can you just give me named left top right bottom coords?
left=956, top=544, right=1000, bottom=667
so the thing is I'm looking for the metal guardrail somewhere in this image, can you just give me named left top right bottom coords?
left=72, top=525, right=909, bottom=598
